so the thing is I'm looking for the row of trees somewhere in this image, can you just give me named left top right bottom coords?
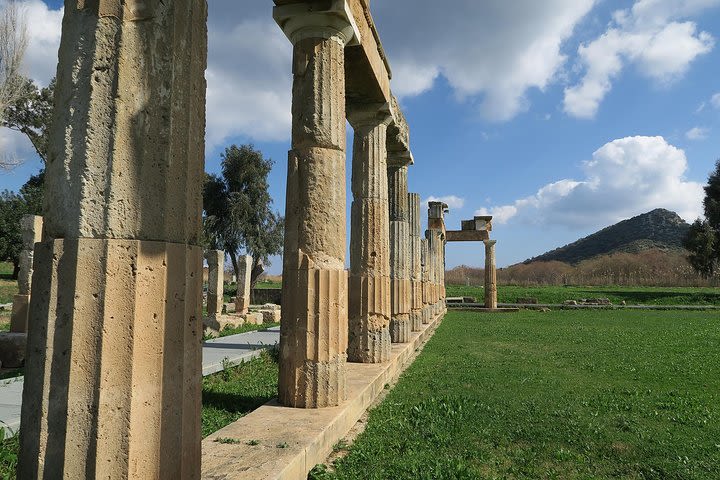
left=683, top=160, right=720, bottom=278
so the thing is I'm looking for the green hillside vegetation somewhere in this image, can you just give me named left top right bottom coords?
left=527, top=209, right=690, bottom=265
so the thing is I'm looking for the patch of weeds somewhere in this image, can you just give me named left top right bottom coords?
left=0, top=428, right=19, bottom=480
left=246, top=439, right=260, bottom=446
left=332, top=440, right=349, bottom=452
left=214, top=437, right=241, bottom=445
left=276, top=442, right=288, bottom=449
left=308, top=464, right=335, bottom=480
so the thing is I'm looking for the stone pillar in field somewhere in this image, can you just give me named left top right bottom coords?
left=235, top=255, right=252, bottom=315
left=408, top=193, right=422, bottom=331
left=274, top=4, right=359, bottom=408
left=420, top=238, right=430, bottom=324
left=484, top=240, right=498, bottom=309
left=18, top=2, right=207, bottom=478
left=388, top=163, right=411, bottom=343
left=347, top=104, right=392, bottom=363
left=10, top=215, right=43, bottom=333
left=427, top=201, right=447, bottom=317
left=206, top=250, right=225, bottom=319
left=426, top=231, right=438, bottom=316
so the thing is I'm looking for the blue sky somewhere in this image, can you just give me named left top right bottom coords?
left=2, top=0, right=720, bottom=274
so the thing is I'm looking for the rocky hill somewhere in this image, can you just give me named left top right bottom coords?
left=526, top=209, right=691, bottom=265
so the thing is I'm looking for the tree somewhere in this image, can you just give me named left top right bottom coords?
left=683, top=160, right=720, bottom=278
left=0, top=0, right=27, bottom=168
left=2, top=76, right=54, bottom=163
left=0, top=170, right=44, bottom=278
left=203, top=144, right=284, bottom=288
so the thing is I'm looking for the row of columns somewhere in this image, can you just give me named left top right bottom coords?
left=16, top=2, right=447, bottom=477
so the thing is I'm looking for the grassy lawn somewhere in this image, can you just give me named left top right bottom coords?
left=320, top=310, right=720, bottom=479
left=447, top=284, right=720, bottom=306
left=216, top=322, right=280, bottom=338
left=0, top=349, right=280, bottom=478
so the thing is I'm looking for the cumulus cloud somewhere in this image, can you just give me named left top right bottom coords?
left=422, top=195, right=465, bottom=211
left=564, top=0, right=718, bottom=118
left=475, top=136, right=704, bottom=228
left=372, top=0, right=597, bottom=121
left=686, top=126, right=709, bottom=140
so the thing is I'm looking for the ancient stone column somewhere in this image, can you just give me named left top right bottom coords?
left=347, top=105, right=392, bottom=363
left=426, top=231, right=438, bottom=317
left=484, top=240, right=498, bottom=309
left=18, top=3, right=207, bottom=479
left=206, top=250, right=225, bottom=319
left=10, top=215, right=42, bottom=333
left=388, top=164, right=411, bottom=343
left=274, top=4, right=359, bottom=408
left=408, top=194, right=422, bottom=331
left=235, top=255, right=252, bottom=315
left=420, top=238, right=431, bottom=324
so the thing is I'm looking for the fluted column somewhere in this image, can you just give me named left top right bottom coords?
left=275, top=5, right=358, bottom=408
left=484, top=240, right=498, bottom=309
left=19, top=2, right=207, bottom=478
left=420, top=238, right=431, bottom=324
left=408, top=194, right=422, bottom=331
left=388, top=164, right=411, bottom=342
left=348, top=105, right=392, bottom=363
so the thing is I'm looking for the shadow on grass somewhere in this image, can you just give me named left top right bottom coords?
left=202, top=390, right=274, bottom=416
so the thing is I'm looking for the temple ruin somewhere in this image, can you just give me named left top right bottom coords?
left=15, top=1, right=449, bottom=478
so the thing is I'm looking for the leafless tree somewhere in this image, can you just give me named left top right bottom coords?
left=0, top=0, right=27, bottom=169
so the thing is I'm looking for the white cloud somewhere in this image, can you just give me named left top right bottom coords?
left=686, top=126, right=709, bottom=140
left=373, top=0, right=597, bottom=121
left=564, top=0, right=718, bottom=118
left=475, top=136, right=703, bottom=227
left=711, top=92, right=720, bottom=108
left=423, top=195, right=465, bottom=211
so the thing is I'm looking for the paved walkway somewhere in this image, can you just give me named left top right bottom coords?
left=0, top=326, right=280, bottom=437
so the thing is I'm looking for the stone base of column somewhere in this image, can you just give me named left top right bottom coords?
left=10, top=294, right=30, bottom=333
left=485, top=289, right=498, bottom=309
left=390, top=313, right=411, bottom=343
left=19, top=238, right=203, bottom=480
left=410, top=309, right=423, bottom=332
left=235, top=295, right=250, bottom=315
left=421, top=305, right=432, bottom=324
left=207, top=293, right=223, bottom=318
left=279, top=268, right=348, bottom=409
left=348, top=276, right=391, bottom=364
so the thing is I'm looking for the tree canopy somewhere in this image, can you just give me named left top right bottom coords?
left=203, top=144, right=283, bottom=287
left=0, top=170, right=44, bottom=278
left=2, top=76, right=54, bottom=164
left=683, top=160, right=720, bottom=278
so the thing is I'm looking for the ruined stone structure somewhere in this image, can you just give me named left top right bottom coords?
left=206, top=250, right=225, bottom=319
left=18, top=2, right=207, bottom=478
left=234, top=255, right=252, bottom=315
left=446, top=215, right=498, bottom=309
left=10, top=215, right=42, bottom=333
left=17, top=0, right=449, bottom=477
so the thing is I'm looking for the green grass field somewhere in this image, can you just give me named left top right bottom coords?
left=318, top=310, right=720, bottom=479
left=447, top=284, right=720, bottom=306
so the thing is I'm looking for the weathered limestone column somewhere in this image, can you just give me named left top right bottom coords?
left=426, top=231, right=439, bottom=317
left=10, top=215, right=42, bottom=333
left=408, top=194, right=422, bottom=331
left=420, top=238, right=431, bottom=324
left=484, top=240, right=498, bottom=309
left=206, top=250, right=225, bottom=318
left=274, top=4, right=359, bottom=408
left=18, top=2, right=207, bottom=478
left=235, top=255, right=252, bottom=315
left=347, top=105, right=392, bottom=363
left=388, top=164, right=411, bottom=343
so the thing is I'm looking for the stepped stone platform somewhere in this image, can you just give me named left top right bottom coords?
left=201, top=311, right=444, bottom=480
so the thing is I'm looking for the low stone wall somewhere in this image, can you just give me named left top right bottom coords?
left=252, top=288, right=282, bottom=305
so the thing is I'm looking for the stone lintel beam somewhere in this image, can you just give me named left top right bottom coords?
left=461, top=215, right=493, bottom=232
left=445, top=230, right=490, bottom=242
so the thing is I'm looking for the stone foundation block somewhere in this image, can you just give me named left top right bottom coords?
left=0, top=333, right=26, bottom=368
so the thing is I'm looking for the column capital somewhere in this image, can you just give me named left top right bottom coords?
left=484, top=239, right=497, bottom=247
left=274, top=0, right=361, bottom=46
left=347, top=102, right=392, bottom=129
left=387, top=151, right=413, bottom=168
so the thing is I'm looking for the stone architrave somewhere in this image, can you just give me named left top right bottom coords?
left=388, top=164, right=411, bottom=343
left=206, top=250, right=225, bottom=318
left=420, top=238, right=431, bottom=324
left=274, top=3, right=360, bottom=408
left=408, top=193, right=422, bottom=331
left=347, top=104, right=392, bottom=364
left=235, top=255, right=252, bottom=315
left=18, top=3, right=207, bottom=478
left=484, top=240, right=498, bottom=309
left=10, top=215, right=42, bottom=333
